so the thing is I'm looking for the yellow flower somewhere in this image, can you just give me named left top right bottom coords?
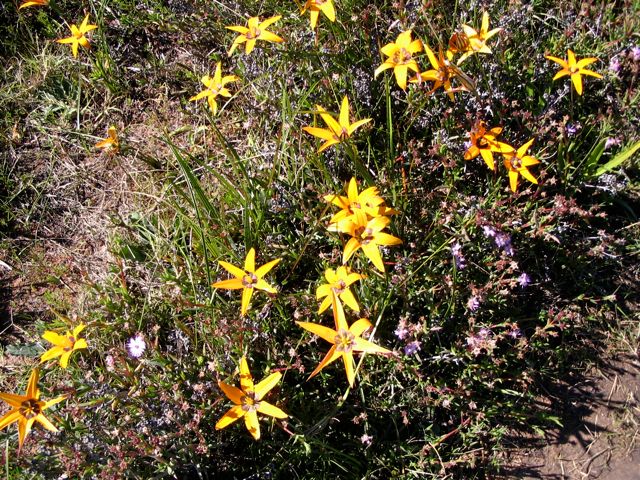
left=302, top=96, right=371, bottom=153
left=374, top=30, right=423, bottom=91
left=412, top=44, right=474, bottom=100
left=189, top=62, right=239, bottom=114
left=18, top=0, right=48, bottom=9
left=215, top=356, right=287, bottom=440
left=301, top=0, right=336, bottom=29
left=316, top=266, right=364, bottom=315
left=40, top=324, right=88, bottom=368
left=343, top=214, right=402, bottom=272
left=502, top=139, right=540, bottom=192
left=463, top=121, right=513, bottom=171
left=459, top=12, right=503, bottom=63
left=226, top=16, right=284, bottom=55
left=297, top=297, right=391, bottom=387
left=95, top=126, right=119, bottom=153
left=0, top=369, right=66, bottom=451
left=324, top=177, right=396, bottom=232
left=56, top=14, right=97, bottom=58
left=545, top=49, right=602, bottom=96
left=212, top=248, right=280, bottom=316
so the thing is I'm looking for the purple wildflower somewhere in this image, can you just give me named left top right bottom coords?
left=494, top=233, right=514, bottom=256
left=467, top=295, right=480, bottom=311
left=517, top=273, right=531, bottom=287
left=605, top=137, right=622, bottom=150
left=404, top=340, right=421, bottom=355
left=609, top=56, right=621, bottom=74
left=482, top=225, right=497, bottom=238
left=451, top=242, right=466, bottom=270
left=632, top=46, right=640, bottom=62
left=394, top=325, right=409, bottom=340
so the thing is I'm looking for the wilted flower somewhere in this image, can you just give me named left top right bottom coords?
left=127, top=334, right=146, bottom=358
left=95, top=126, right=119, bottom=153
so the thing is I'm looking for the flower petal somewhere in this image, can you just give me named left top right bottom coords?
left=257, top=400, right=288, bottom=419
left=244, top=410, right=260, bottom=440
left=218, top=381, right=243, bottom=404
left=255, top=258, right=281, bottom=278
left=215, top=405, right=245, bottom=430
left=296, top=321, right=337, bottom=345
left=254, top=372, right=282, bottom=400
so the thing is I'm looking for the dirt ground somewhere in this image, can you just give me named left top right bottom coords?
left=501, top=354, right=640, bottom=479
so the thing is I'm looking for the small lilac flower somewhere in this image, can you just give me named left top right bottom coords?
left=494, top=233, right=514, bottom=256
left=127, top=334, right=146, bottom=358
left=508, top=326, right=522, bottom=339
left=609, top=56, right=621, bottom=74
left=517, top=273, right=531, bottom=287
left=565, top=122, right=580, bottom=137
left=361, top=434, right=373, bottom=446
left=451, top=242, right=466, bottom=270
left=631, top=46, right=640, bottom=62
left=394, top=325, right=409, bottom=340
left=478, top=327, right=492, bottom=339
left=605, top=137, right=622, bottom=150
left=482, top=225, right=497, bottom=238
left=404, top=340, right=421, bottom=355
left=467, top=295, right=480, bottom=311
left=105, top=354, right=115, bottom=372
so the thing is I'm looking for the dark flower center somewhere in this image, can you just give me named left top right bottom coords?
left=242, top=272, right=258, bottom=288
left=20, top=399, right=42, bottom=419
left=334, top=329, right=356, bottom=353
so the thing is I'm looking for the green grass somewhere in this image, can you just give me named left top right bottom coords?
left=0, top=0, right=639, bottom=478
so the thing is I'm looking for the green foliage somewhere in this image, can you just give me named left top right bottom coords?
left=0, top=0, right=638, bottom=479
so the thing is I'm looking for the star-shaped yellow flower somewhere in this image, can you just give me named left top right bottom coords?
left=226, top=16, right=284, bottom=56
left=189, top=62, right=239, bottom=114
left=303, top=96, right=371, bottom=153
left=40, top=324, right=88, bottom=368
left=301, top=0, right=336, bottom=29
left=18, top=0, right=48, bottom=9
left=502, top=139, right=540, bottom=192
left=56, top=14, right=97, bottom=58
left=212, top=248, right=280, bottom=316
left=374, top=30, right=423, bottom=91
left=297, top=296, right=391, bottom=387
left=545, top=49, right=602, bottom=95
left=0, top=369, right=66, bottom=451
left=316, top=266, right=364, bottom=315
left=463, top=121, right=513, bottom=171
left=459, top=12, right=503, bottom=63
left=412, top=44, right=474, bottom=100
left=95, top=126, right=119, bottom=153
left=215, top=356, right=287, bottom=440
left=343, top=214, right=403, bottom=272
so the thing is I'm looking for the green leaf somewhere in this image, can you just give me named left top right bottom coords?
left=595, top=140, right=640, bottom=177
left=5, top=343, right=40, bottom=357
